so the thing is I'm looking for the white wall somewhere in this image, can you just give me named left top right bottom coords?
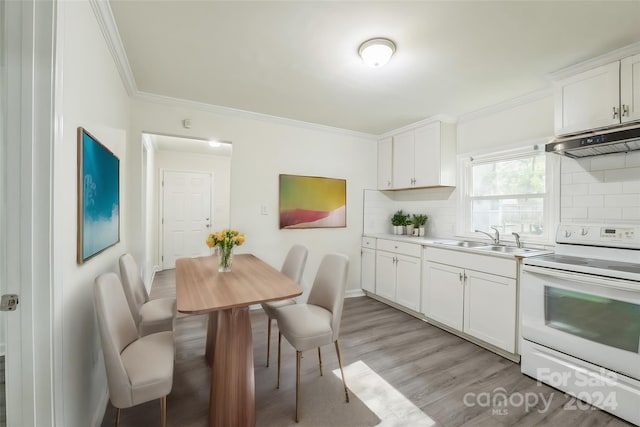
left=457, top=94, right=554, bottom=154
left=151, top=149, right=231, bottom=275
left=129, top=99, right=377, bottom=294
left=142, top=137, right=156, bottom=284
left=54, top=2, right=131, bottom=426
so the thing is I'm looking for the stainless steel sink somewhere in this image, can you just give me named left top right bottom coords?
left=436, top=240, right=491, bottom=248
left=475, top=245, right=538, bottom=254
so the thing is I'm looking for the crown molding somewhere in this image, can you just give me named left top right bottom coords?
left=457, top=88, right=553, bottom=124
left=89, top=0, right=137, bottom=96
left=134, top=91, right=378, bottom=140
left=547, top=40, right=640, bottom=81
left=378, top=114, right=458, bottom=139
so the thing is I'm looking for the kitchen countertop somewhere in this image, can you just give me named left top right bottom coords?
left=363, top=233, right=553, bottom=259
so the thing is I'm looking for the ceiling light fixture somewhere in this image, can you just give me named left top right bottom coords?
left=358, top=38, right=396, bottom=68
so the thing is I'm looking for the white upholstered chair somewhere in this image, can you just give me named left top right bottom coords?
left=119, top=253, right=176, bottom=336
left=261, top=244, right=308, bottom=367
left=94, top=272, right=174, bottom=427
left=276, top=253, right=350, bottom=422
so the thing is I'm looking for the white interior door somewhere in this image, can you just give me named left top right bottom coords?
left=162, top=171, right=212, bottom=269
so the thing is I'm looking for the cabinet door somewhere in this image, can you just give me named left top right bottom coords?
left=423, top=261, right=464, bottom=331
left=395, top=255, right=421, bottom=311
left=621, top=54, right=640, bottom=124
left=464, top=270, right=516, bottom=353
left=413, top=123, right=440, bottom=187
left=555, top=61, right=620, bottom=136
left=375, top=251, right=396, bottom=301
left=392, top=130, right=414, bottom=189
left=377, top=137, right=393, bottom=190
left=361, top=247, right=376, bottom=293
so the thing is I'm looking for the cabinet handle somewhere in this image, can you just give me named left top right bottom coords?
left=622, top=104, right=630, bottom=117
left=459, top=272, right=463, bottom=281
left=613, top=106, right=620, bottom=119
left=387, top=180, right=391, bottom=187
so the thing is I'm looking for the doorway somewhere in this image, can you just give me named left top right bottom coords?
left=142, top=133, right=231, bottom=278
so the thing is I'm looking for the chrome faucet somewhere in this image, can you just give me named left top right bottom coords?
left=475, top=227, right=500, bottom=245
left=512, top=232, right=522, bottom=248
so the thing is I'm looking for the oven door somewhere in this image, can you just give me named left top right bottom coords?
left=521, top=265, right=640, bottom=380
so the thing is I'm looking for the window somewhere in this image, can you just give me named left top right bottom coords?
left=458, top=143, right=559, bottom=244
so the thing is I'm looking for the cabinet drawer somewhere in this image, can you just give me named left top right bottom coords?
left=424, top=246, right=516, bottom=279
left=377, top=239, right=421, bottom=257
left=361, top=237, right=376, bottom=248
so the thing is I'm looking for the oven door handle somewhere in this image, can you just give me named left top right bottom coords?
left=523, top=265, right=640, bottom=292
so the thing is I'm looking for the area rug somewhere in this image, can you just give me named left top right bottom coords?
left=255, top=362, right=380, bottom=427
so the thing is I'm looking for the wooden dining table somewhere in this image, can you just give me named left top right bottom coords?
left=176, top=253, right=303, bottom=427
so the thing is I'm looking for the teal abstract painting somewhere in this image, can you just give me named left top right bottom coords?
left=77, top=128, right=120, bottom=263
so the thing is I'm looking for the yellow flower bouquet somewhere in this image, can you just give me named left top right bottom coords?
left=206, top=229, right=245, bottom=272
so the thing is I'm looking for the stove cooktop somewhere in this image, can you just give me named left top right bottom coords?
left=524, top=253, right=640, bottom=282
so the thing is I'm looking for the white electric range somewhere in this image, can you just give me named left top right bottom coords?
left=521, top=223, right=640, bottom=425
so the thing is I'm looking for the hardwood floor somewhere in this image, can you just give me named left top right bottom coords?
left=101, top=269, right=632, bottom=427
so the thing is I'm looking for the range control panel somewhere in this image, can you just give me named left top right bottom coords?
left=556, top=224, right=640, bottom=248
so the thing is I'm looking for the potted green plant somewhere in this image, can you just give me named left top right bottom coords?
left=405, top=215, right=415, bottom=237
left=391, top=210, right=408, bottom=235
left=412, top=214, right=428, bottom=236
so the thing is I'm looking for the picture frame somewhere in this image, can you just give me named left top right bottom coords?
left=77, top=127, right=120, bottom=263
left=279, top=174, right=346, bottom=229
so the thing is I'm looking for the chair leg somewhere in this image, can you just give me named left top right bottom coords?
left=115, top=408, right=121, bottom=427
left=335, top=340, right=350, bottom=403
left=277, top=332, right=282, bottom=389
left=266, top=317, right=272, bottom=367
left=296, top=350, right=301, bottom=423
left=317, top=347, right=323, bottom=376
left=160, top=396, right=167, bottom=427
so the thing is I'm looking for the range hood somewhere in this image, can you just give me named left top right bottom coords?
left=546, top=124, right=640, bottom=158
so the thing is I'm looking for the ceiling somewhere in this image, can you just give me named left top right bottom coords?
left=110, top=1, right=640, bottom=135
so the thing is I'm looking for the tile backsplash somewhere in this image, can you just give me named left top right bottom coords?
left=363, top=188, right=458, bottom=238
left=561, top=151, right=640, bottom=224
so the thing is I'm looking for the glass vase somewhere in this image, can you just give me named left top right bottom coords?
left=217, top=245, right=234, bottom=272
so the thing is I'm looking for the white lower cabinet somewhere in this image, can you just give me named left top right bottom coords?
left=375, top=250, right=397, bottom=300
left=464, top=270, right=516, bottom=353
left=394, top=255, right=421, bottom=311
left=423, top=247, right=518, bottom=354
left=423, top=262, right=464, bottom=331
left=360, top=247, right=376, bottom=293
left=374, top=239, right=422, bottom=312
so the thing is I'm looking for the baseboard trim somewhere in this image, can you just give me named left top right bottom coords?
left=92, top=388, right=109, bottom=427
left=345, top=289, right=366, bottom=298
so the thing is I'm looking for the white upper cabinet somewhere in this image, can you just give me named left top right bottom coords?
left=377, top=137, right=393, bottom=190
left=621, top=53, right=640, bottom=124
left=554, top=61, right=620, bottom=136
left=555, top=54, right=640, bottom=136
left=388, top=121, right=456, bottom=190
left=391, top=130, right=415, bottom=189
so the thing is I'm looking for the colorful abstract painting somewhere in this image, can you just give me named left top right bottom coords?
left=77, top=128, right=120, bottom=263
left=279, top=174, right=346, bottom=229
